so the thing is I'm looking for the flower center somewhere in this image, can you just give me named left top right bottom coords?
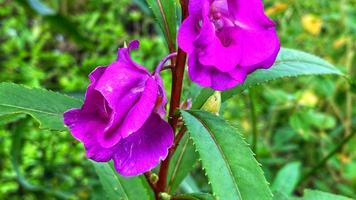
left=209, top=0, right=234, bottom=31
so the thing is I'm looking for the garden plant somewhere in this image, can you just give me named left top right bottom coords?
left=0, top=0, right=355, bottom=200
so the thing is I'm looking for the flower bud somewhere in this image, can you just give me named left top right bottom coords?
left=159, top=192, right=171, bottom=200
left=201, top=91, right=221, bottom=115
left=149, top=173, right=159, bottom=184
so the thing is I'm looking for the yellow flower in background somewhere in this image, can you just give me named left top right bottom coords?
left=241, top=119, right=251, bottom=132
left=338, top=153, right=351, bottom=164
left=333, top=36, right=348, bottom=49
left=266, top=2, right=288, bottom=16
left=299, top=90, right=318, bottom=107
left=301, top=14, right=323, bottom=36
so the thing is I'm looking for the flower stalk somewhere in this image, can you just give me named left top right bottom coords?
left=156, top=0, right=189, bottom=198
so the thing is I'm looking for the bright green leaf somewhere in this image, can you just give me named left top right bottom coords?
left=272, top=190, right=296, bottom=200
left=303, top=189, right=353, bottom=200
left=0, top=82, right=82, bottom=131
left=181, top=110, right=272, bottom=200
left=272, top=162, right=301, bottom=195
left=92, top=162, right=153, bottom=200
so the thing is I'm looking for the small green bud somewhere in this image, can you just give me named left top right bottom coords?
left=159, top=192, right=171, bottom=200
left=201, top=91, right=221, bottom=115
left=149, top=173, right=159, bottom=184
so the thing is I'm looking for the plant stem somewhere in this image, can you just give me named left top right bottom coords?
left=144, top=172, right=158, bottom=192
left=249, top=88, right=258, bottom=155
left=297, top=130, right=356, bottom=187
left=156, top=0, right=189, bottom=198
left=345, top=37, right=354, bottom=139
left=157, top=126, right=187, bottom=197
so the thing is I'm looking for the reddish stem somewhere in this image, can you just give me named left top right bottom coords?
left=156, top=0, right=189, bottom=198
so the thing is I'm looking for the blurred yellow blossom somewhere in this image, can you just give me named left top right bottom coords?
left=241, top=119, right=251, bottom=131
left=299, top=90, right=318, bottom=107
left=266, top=2, right=288, bottom=16
left=333, top=36, right=348, bottom=49
left=338, top=153, right=351, bottom=164
left=301, top=14, right=323, bottom=35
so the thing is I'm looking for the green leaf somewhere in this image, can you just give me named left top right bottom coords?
left=303, top=189, right=353, bottom=200
left=167, top=134, right=199, bottom=193
left=145, top=0, right=177, bottom=49
left=0, top=82, right=82, bottom=131
left=174, top=193, right=216, bottom=200
left=192, top=88, right=215, bottom=109
left=181, top=110, right=272, bottom=200
left=193, top=48, right=345, bottom=106
left=92, top=162, right=153, bottom=200
left=133, top=0, right=151, bottom=14
left=180, top=175, right=201, bottom=193
left=0, top=113, right=26, bottom=126
left=272, top=191, right=293, bottom=200
left=273, top=189, right=353, bottom=200
left=272, top=162, right=301, bottom=195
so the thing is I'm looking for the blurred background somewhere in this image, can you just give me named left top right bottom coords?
left=0, top=0, right=355, bottom=199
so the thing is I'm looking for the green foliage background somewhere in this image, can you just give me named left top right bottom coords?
left=0, top=0, right=355, bottom=199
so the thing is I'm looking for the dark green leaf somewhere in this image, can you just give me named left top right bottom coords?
left=0, top=82, right=82, bottom=131
left=145, top=0, right=177, bottom=49
left=167, top=134, right=199, bottom=193
left=0, top=113, right=26, bottom=126
left=181, top=110, right=272, bottom=200
left=180, top=175, right=201, bottom=193
left=92, top=162, right=153, bottom=200
left=193, top=48, right=345, bottom=106
left=174, top=193, right=216, bottom=200
left=272, top=162, right=301, bottom=195
left=133, top=0, right=151, bottom=14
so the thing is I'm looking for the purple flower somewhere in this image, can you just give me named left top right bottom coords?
left=63, top=40, right=174, bottom=176
left=178, top=0, right=280, bottom=90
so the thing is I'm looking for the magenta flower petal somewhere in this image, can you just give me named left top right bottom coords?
left=153, top=74, right=168, bottom=118
left=227, top=0, right=275, bottom=29
left=188, top=52, right=246, bottom=90
left=177, top=16, right=200, bottom=54
left=63, top=40, right=174, bottom=176
left=233, top=28, right=280, bottom=68
left=112, top=114, right=174, bottom=176
left=94, top=58, right=155, bottom=148
left=114, top=77, right=158, bottom=139
left=178, top=0, right=280, bottom=90
left=64, top=109, right=114, bottom=162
